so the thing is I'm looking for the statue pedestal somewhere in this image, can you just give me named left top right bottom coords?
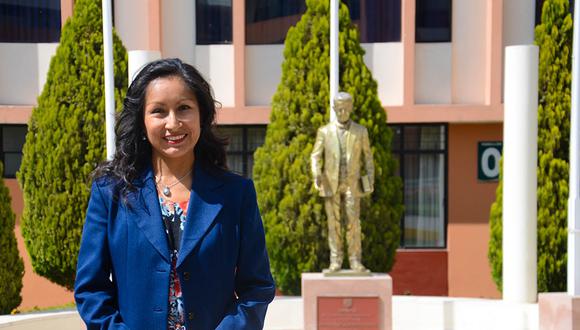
left=539, top=292, right=580, bottom=329
left=302, top=272, right=392, bottom=330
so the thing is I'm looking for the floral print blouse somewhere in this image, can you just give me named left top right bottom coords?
left=159, top=196, right=189, bottom=330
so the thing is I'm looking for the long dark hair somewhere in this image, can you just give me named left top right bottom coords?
left=94, top=58, right=228, bottom=194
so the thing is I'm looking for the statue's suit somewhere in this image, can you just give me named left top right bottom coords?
left=311, top=121, right=374, bottom=267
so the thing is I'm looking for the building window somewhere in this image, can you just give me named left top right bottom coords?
left=246, top=0, right=306, bottom=44
left=196, top=0, right=232, bottom=44
left=246, top=0, right=401, bottom=44
left=391, top=124, right=447, bottom=248
left=415, top=0, right=451, bottom=43
left=344, top=0, right=401, bottom=42
left=218, top=125, right=266, bottom=178
left=0, top=0, right=61, bottom=43
left=0, top=125, right=27, bottom=178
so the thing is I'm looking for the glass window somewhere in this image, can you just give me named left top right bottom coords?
left=246, top=0, right=306, bottom=44
left=218, top=125, right=266, bottom=178
left=415, top=0, right=451, bottom=43
left=246, top=127, right=266, bottom=176
left=0, top=125, right=27, bottom=178
left=0, top=0, right=61, bottom=43
left=344, top=0, right=401, bottom=42
left=196, top=0, right=232, bottom=44
left=391, top=124, right=447, bottom=248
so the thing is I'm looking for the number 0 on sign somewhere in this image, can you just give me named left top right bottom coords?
left=478, top=142, right=502, bottom=181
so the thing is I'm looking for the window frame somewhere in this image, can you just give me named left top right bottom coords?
left=196, top=0, right=233, bottom=45
left=245, top=0, right=307, bottom=45
left=218, top=124, right=267, bottom=178
left=415, top=0, right=452, bottom=43
left=0, top=124, right=27, bottom=179
left=345, top=0, right=402, bottom=43
left=0, top=0, right=62, bottom=43
left=390, top=123, right=449, bottom=249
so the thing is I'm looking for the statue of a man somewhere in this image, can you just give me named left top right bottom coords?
left=311, top=92, right=375, bottom=273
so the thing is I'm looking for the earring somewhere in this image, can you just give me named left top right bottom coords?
left=142, top=135, right=147, bottom=141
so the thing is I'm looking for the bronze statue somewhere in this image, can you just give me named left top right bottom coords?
left=311, top=92, right=375, bottom=273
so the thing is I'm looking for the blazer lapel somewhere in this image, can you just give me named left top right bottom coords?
left=127, top=166, right=171, bottom=264
left=177, top=164, right=224, bottom=268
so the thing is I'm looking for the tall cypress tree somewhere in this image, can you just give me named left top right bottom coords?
left=0, top=163, right=24, bottom=314
left=253, top=0, right=403, bottom=295
left=488, top=0, right=572, bottom=292
left=17, top=0, right=127, bottom=289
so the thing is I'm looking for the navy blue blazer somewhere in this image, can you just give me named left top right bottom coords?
left=74, top=164, right=275, bottom=329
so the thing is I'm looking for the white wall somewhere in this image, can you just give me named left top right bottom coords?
left=113, top=0, right=150, bottom=50
left=245, top=45, right=284, bottom=106
left=0, top=43, right=38, bottom=104
left=452, top=0, right=486, bottom=104
left=244, top=43, right=404, bottom=107
left=501, top=0, right=535, bottom=104
left=361, top=42, right=403, bottom=106
left=415, top=43, right=452, bottom=104
left=37, top=43, right=59, bottom=94
left=195, top=45, right=235, bottom=107
left=0, top=43, right=57, bottom=105
left=503, top=0, right=535, bottom=47
left=162, top=0, right=195, bottom=65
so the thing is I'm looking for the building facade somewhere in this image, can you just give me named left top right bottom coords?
left=0, top=0, right=544, bottom=307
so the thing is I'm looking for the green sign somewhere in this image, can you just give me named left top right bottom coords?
left=478, top=142, right=502, bottom=181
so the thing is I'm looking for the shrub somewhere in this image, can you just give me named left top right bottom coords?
left=17, top=0, right=127, bottom=289
left=0, top=162, right=24, bottom=314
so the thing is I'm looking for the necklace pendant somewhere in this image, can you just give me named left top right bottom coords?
left=162, top=186, right=171, bottom=197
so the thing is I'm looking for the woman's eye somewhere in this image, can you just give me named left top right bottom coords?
left=179, top=105, right=191, bottom=111
left=150, top=108, right=163, bottom=114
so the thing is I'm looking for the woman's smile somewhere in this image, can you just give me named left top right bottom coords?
left=164, top=134, right=188, bottom=145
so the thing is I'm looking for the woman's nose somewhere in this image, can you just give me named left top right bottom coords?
left=165, top=111, right=180, bottom=129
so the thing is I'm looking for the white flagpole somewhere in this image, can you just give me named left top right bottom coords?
left=568, top=0, right=580, bottom=296
left=102, top=0, right=116, bottom=160
left=330, top=0, right=339, bottom=122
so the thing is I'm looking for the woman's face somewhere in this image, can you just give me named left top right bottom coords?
left=143, top=76, right=201, bottom=163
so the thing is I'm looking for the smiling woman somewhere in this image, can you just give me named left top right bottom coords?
left=143, top=76, right=201, bottom=191
left=143, top=76, right=201, bottom=199
left=74, top=58, right=275, bottom=330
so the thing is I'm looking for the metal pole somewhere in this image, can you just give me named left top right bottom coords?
left=102, top=0, right=115, bottom=160
left=330, top=0, right=339, bottom=122
left=568, top=0, right=580, bottom=296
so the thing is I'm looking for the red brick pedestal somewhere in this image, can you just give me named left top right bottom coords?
left=302, top=273, right=392, bottom=330
left=539, top=292, right=580, bottom=330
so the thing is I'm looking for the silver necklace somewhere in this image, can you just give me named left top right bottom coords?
left=155, top=168, right=193, bottom=197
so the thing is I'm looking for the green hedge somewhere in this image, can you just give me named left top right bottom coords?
left=253, top=0, right=403, bottom=295
left=17, top=0, right=127, bottom=290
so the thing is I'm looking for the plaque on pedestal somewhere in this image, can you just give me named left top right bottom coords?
left=318, top=297, right=380, bottom=330
left=302, top=273, right=392, bottom=330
